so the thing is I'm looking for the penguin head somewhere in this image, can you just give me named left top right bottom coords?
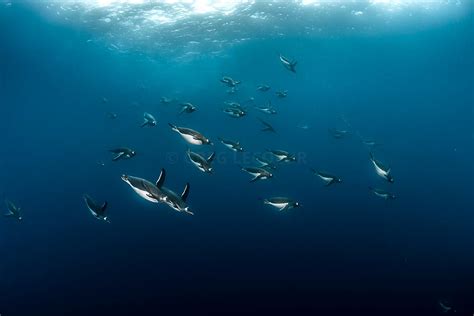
left=388, top=176, right=394, bottom=183
left=337, top=178, right=343, bottom=183
left=294, top=202, right=301, bottom=208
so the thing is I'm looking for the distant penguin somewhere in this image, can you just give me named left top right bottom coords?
left=275, top=90, right=288, bottom=98
left=267, top=149, right=296, bottom=162
left=3, top=200, right=22, bottom=221
left=263, top=197, right=300, bottom=211
left=169, top=123, right=212, bottom=145
left=107, top=112, right=118, bottom=119
left=241, top=166, right=273, bottom=182
left=369, top=153, right=394, bottom=183
left=369, top=187, right=396, bottom=200
left=109, top=147, right=136, bottom=161
left=258, top=118, right=276, bottom=133
left=223, top=107, right=246, bottom=118
left=187, top=149, right=215, bottom=174
left=160, top=97, right=173, bottom=105
left=141, top=112, right=157, bottom=127
left=83, top=195, right=109, bottom=222
left=311, top=169, right=342, bottom=186
left=220, top=76, right=241, bottom=87
left=328, top=128, right=349, bottom=139
left=121, top=173, right=166, bottom=203
left=218, top=137, right=244, bottom=152
left=179, top=102, right=197, bottom=114
left=279, top=54, right=297, bottom=73
left=255, top=101, right=277, bottom=115
left=257, top=84, right=271, bottom=92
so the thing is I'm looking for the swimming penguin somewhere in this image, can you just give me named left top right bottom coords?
left=369, top=187, right=396, bottom=200
left=187, top=149, right=215, bottom=174
left=83, top=194, right=109, bottom=222
left=297, top=123, right=310, bottom=130
left=168, top=123, right=212, bottom=145
left=255, top=101, right=277, bottom=114
left=107, top=112, right=118, bottom=119
left=362, top=139, right=382, bottom=148
left=218, top=137, right=244, bottom=152
left=220, top=76, right=241, bottom=87
left=257, top=84, right=271, bottom=92
left=255, top=155, right=277, bottom=170
left=121, top=172, right=166, bottom=203
left=258, top=118, right=276, bottom=133
left=369, top=153, right=394, bottom=183
left=102, top=97, right=108, bottom=104
left=267, top=149, right=296, bottom=162
left=275, top=90, right=288, bottom=98
left=145, top=169, right=193, bottom=215
left=160, top=96, right=173, bottom=105
left=438, top=300, right=454, bottom=313
left=241, top=166, right=273, bottom=182
left=223, top=106, right=246, bottom=118
left=311, top=169, right=342, bottom=186
left=109, top=147, right=136, bottom=161
left=226, top=87, right=238, bottom=94
left=329, top=128, right=349, bottom=139
left=141, top=112, right=157, bottom=127
left=264, top=197, right=300, bottom=211
left=3, top=200, right=22, bottom=221
left=179, top=102, right=197, bottom=114
left=279, top=54, right=297, bottom=73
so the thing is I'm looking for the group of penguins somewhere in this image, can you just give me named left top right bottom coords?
left=3, top=54, right=396, bottom=223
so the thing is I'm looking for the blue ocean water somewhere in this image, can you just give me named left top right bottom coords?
left=1, top=1, right=473, bottom=315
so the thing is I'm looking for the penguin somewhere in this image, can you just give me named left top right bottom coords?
left=109, top=147, right=136, bottom=161
left=218, top=137, right=244, bottom=152
left=226, top=87, right=238, bottom=94
left=141, top=112, right=157, bottom=127
left=107, top=112, right=118, bottom=119
left=187, top=149, right=215, bottom=174
left=145, top=169, right=193, bottom=215
left=179, top=102, right=197, bottom=114
left=255, top=100, right=277, bottom=114
left=168, top=123, right=212, bottom=145
left=369, top=153, right=394, bottom=183
left=257, top=84, right=271, bottom=92
left=258, top=118, right=276, bottom=133
left=223, top=107, right=246, bottom=118
left=220, top=76, right=241, bottom=87
left=369, top=187, right=396, bottom=200
left=121, top=173, right=166, bottom=203
left=311, top=169, right=342, bottom=186
left=329, top=128, right=349, bottom=139
left=241, top=166, right=273, bottom=182
left=83, top=194, right=109, bottom=222
left=160, top=96, right=173, bottom=105
left=267, top=149, right=296, bottom=162
left=279, top=54, right=297, bottom=73
left=255, top=155, right=277, bottom=170
left=275, top=90, right=288, bottom=98
left=3, top=200, right=22, bottom=221
left=263, top=197, right=300, bottom=211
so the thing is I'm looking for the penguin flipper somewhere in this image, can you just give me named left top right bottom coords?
left=250, top=176, right=260, bottom=183
left=101, top=202, right=108, bottom=212
left=156, top=168, right=166, bottom=187
left=112, top=152, right=124, bottom=161
left=207, top=152, right=215, bottom=162
left=181, top=183, right=190, bottom=202
left=3, top=212, right=14, bottom=217
left=140, top=121, right=148, bottom=128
